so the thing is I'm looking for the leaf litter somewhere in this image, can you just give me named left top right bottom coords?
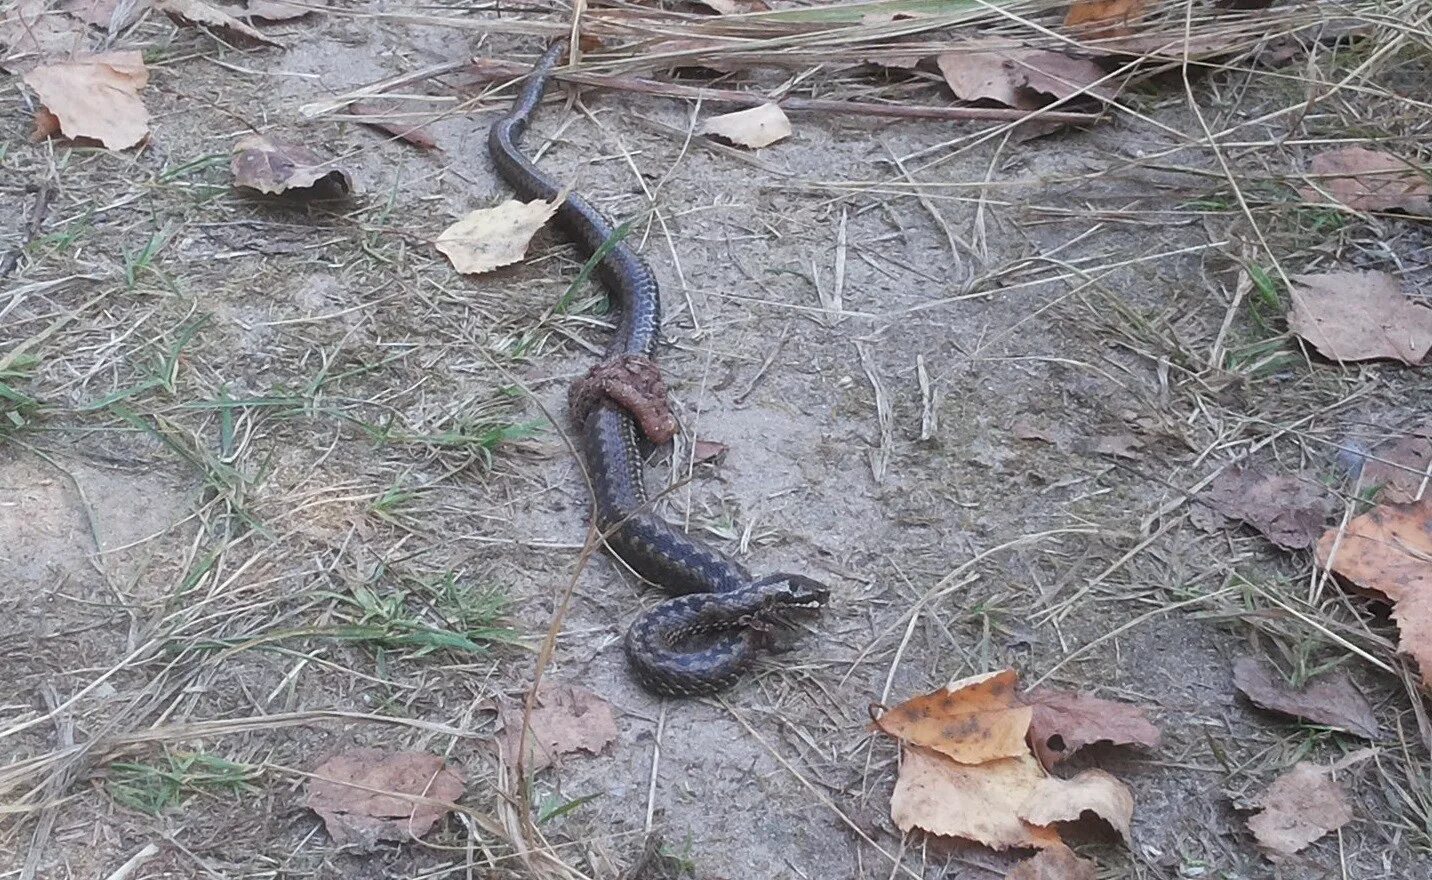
left=498, top=681, right=618, bottom=772
left=1302, top=147, right=1431, bottom=215
left=1287, top=271, right=1432, bottom=366
left=1232, top=657, right=1378, bottom=740
left=23, top=51, right=149, bottom=150
left=1316, top=496, right=1432, bottom=680
left=1006, top=844, right=1098, bottom=880
left=306, top=748, right=464, bottom=849
left=1361, top=430, right=1432, bottom=503
left=697, top=103, right=792, bottom=149
left=231, top=134, right=354, bottom=197
left=1190, top=464, right=1332, bottom=550
left=877, top=669, right=1154, bottom=857
left=155, top=0, right=282, bottom=47
left=1246, top=756, right=1370, bottom=859
left=1024, top=688, right=1161, bottom=770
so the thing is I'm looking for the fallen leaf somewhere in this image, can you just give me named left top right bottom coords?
left=1192, top=465, right=1332, bottom=551
left=692, top=439, right=728, bottom=464
left=1018, top=769, right=1134, bottom=842
left=231, top=134, right=353, bottom=196
left=1023, top=688, right=1161, bottom=769
left=30, top=107, right=62, bottom=141
left=244, top=0, right=322, bottom=20
left=349, top=102, right=438, bottom=150
left=23, top=52, right=149, bottom=150
left=155, top=0, right=281, bottom=47
left=1302, top=147, right=1431, bottom=215
left=436, top=196, right=562, bottom=275
left=937, top=48, right=1116, bottom=110
left=697, top=103, right=791, bottom=149
left=1246, top=762, right=1353, bottom=859
left=890, top=746, right=1061, bottom=850
left=62, top=0, right=148, bottom=29
left=875, top=669, right=1032, bottom=764
left=1232, top=657, right=1378, bottom=739
left=1012, top=418, right=1144, bottom=460
left=1064, top=0, right=1144, bottom=37
left=1, top=0, right=83, bottom=66
left=306, top=749, right=464, bottom=849
left=1316, top=496, right=1432, bottom=679
left=1361, top=432, right=1432, bottom=503
left=1287, top=271, right=1432, bottom=366
left=1006, top=844, right=1098, bottom=880
left=498, top=682, right=618, bottom=772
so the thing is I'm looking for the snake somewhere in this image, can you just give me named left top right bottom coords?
left=488, top=42, right=829, bottom=696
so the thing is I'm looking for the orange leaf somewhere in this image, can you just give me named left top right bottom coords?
left=1065, top=0, right=1145, bottom=38
left=876, top=669, right=1032, bottom=764
left=1316, top=497, right=1432, bottom=678
left=890, top=745, right=1062, bottom=850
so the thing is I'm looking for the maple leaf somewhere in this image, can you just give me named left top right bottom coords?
left=498, top=682, right=619, bottom=772
left=1246, top=761, right=1356, bottom=859
left=875, top=669, right=1032, bottom=764
left=1023, top=688, right=1161, bottom=769
left=1316, top=496, right=1432, bottom=679
left=1288, top=272, right=1432, bottom=366
left=306, top=749, right=464, bottom=849
left=1232, top=657, right=1378, bottom=740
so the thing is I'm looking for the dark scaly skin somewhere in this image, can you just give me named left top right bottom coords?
left=489, top=42, right=828, bottom=697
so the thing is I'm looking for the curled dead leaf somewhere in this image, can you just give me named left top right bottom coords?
left=875, top=669, right=1032, bottom=764
left=1023, top=687, right=1161, bottom=769
left=1006, top=844, right=1098, bottom=880
left=1288, top=271, right=1432, bottom=366
left=1191, top=464, right=1332, bottom=550
left=498, top=682, right=618, bottom=772
left=23, top=52, right=149, bottom=150
left=697, top=103, right=792, bottom=149
left=1018, top=769, right=1134, bottom=843
left=231, top=134, right=353, bottom=197
left=306, top=749, right=464, bottom=849
left=348, top=103, right=438, bottom=150
left=1246, top=762, right=1354, bottom=859
left=1316, top=496, right=1432, bottom=679
left=155, top=0, right=282, bottom=47
left=436, top=196, right=562, bottom=275
left=692, top=438, right=728, bottom=464
left=1232, top=657, right=1378, bottom=739
left=1302, top=147, right=1431, bottom=215
left=890, top=746, right=1061, bottom=850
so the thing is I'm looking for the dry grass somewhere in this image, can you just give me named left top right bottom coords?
left=3, top=0, right=1432, bottom=878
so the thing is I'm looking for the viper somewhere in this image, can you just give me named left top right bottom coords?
left=488, top=41, right=828, bottom=696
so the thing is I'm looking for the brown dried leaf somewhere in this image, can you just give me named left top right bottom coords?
left=875, top=669, right=1032, bottom=764
left=1316, top=496, right=1432, bottom=679
left=498, top=682, right=618, bottom=772
left=1302, top=147, right=1431, bottom=215
left=1246, top=762, right=1353, bottom=859
left=23, top=52, right=149, bottom=150
left=1065, top=0, right=1145, bottom=37
left=1288, top=271, right=1432, bottom=365
left=697, top=103, right=791, bottom=149
left=1010, top=418, right=1143, bottom=460
left=155, top=0, right=281, bottom=47
left=1024, top=688, right=1161, bottom=769
left=349, top=102, right=438, bottom=150
left=1015, top=52, right=1116, bottom=102
left=936, top=49, right=1037, bottom=109
left=1194, top=465, right=1332, bottom=550
left=436, top=196, right=561, bottom=275
left=1006, top=844, right=1098, bottom=880
left=890, top=746, right=1062, bottom=850
left=692, top=439, right=728, bottom=464
left=244, top=0, right=322, bottom=21
left=1362, top=432, right=1432, bottom=503
left=306, top=749, right=464, bottom=849
left=1018, top=769, right=1134, bottom=843
left=231, top=134, right=353, bottom=196
left=1232, top=657, right=1378, bottom=739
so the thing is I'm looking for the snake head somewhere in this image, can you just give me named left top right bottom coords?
left=753, top=573, right=830, bottom=625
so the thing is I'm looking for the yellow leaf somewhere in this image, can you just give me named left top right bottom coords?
left=890, top=745, right=1062, bottom=850
left=436, top=197, right=563, bottom=275
left=875, top=669, right=1032, bottom=764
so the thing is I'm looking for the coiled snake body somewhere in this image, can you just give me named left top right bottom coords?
left=489, top=43, right=828, bottom=696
